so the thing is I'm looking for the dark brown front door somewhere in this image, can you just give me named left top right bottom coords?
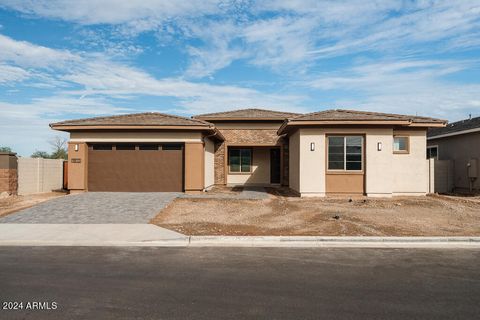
left=270, top=148, right=281, bottom=184
left=88, top=144, right=183, bottom=192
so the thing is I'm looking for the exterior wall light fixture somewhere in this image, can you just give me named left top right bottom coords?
left=310, top=142, right=315, bottom=151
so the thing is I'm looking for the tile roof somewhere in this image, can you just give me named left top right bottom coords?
left=50, top=112, right=213, bottom=127
left=194, top=108, right=301, bottom=120
left=289, top=109, right=445, bottom=123
left=428, top=116, right=480, bottom=138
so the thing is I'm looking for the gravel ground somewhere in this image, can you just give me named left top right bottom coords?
left=152, top=192, right=480, bottom=236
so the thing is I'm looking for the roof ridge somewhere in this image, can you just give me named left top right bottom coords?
left=52, top=112, right=151, bottom=125
left=290, top=108, right=442, bottom=122
left=195, top=107, right=301, bottom=118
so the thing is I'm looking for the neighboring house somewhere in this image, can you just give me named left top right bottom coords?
left=427, top=116, right=480, bottom=192
left=50, top=108, right=445, bottom=196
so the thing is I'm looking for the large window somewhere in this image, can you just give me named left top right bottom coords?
left=327, top=136, right=363, bottom=171
left=393, top=136, right=409, bottom=153
left=116, top=144, right=136, bottom=151
left=92, top=144, right=113, bottom=151
left=229, top=148, right=252, bottom=173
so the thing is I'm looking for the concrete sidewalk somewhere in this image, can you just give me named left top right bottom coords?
left=0, top=224, right=188, bottom=246
left=0, top=224, right=479, bottom=247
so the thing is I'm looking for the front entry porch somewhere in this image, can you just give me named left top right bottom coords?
left=225, top=146, right=283, bottom=186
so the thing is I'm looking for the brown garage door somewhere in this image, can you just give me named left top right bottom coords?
left=88, top=143, right=183, bottom=192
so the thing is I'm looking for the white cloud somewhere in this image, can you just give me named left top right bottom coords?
left=0, top=96, right=127, bottom=156
left=2, top=0, right=479, bottom=77
left=0, top=34, right=78, bottom=68
left=0, top=33, right=304, bottom=112
left=0, top=64, right=30, bottom=83
left=0, top=0, right=221, bottom=25
left=308, top=59, right=480, bottom=121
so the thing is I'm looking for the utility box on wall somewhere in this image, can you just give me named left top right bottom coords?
left=467, top=158, right=478, bottom=178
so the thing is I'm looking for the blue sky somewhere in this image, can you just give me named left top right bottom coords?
left=0, top=1, right=479, bottom=156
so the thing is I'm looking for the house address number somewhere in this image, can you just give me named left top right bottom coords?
left=71, top=158, right=81, bottom=163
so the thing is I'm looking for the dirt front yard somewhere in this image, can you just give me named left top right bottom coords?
left=0, top=192, right=65, bottom=218
left=152, top=191, right=480, bottom=236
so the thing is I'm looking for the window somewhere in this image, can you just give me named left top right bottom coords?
left=327, top=136, right=363, bottom=171
left=139, top=144, right=159, bottom=151
left=427, top=146, right=438, bottom=159
left=229, top=148, right=252, bottom=173
left=115, top=144, right=136, bottom=150
left=393, top=136, right=409, bottom=153
left=92, top=144, right=113, bottom=151
left=162, top=144, right=183, bottom=150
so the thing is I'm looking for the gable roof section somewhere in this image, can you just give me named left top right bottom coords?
left=194, top=108, right=301, bottom=121
left=278, top=109, right=446, bottom=135
left=428, top=116, right=480, bottom=140
left=50, top=112, right=224, bottom=140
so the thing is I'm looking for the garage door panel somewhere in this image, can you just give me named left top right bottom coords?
left=88, top=149, right=183, bottom=192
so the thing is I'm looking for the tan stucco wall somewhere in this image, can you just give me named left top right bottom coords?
left=297, top=128, right=326, bottom=196
left=67, top=142, right=88, bottom=191
left=392, top=130, right=428, bottom=195
left=288, top=130, right=300, bottom=192
left=227, top=147, right=271, bottom=185
left=70, top=131, right=203, bottom=143
left=204, top=138, right=215, bottom=190
left=289, top=127, right=428, bottom=197
left=185, top=142, right=204, bottom=192
left=365, top=128, right=394, bottom=196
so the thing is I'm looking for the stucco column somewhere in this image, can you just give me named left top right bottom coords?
left=184, top=142, right=205, bottom=193
left=67, top=142, right=88, bottom=192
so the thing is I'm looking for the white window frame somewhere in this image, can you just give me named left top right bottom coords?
left=393, top=136, right=409, bottom=154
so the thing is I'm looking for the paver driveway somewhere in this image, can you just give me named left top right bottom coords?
left=0, top=192, right=180, bottom=224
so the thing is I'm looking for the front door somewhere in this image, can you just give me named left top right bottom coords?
left=270, top=148, right=281, bottom=184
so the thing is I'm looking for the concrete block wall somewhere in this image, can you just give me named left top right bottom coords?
left=17, top=158, right=64, bottom=195
left=0, top=152, right=18, bottom=195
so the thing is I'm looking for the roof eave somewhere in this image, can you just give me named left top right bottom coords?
left=50, top=124, right=213, bottom=132
left=277, top=119, right=446, bottom=135
left=408, top=122, right=447, bottom=128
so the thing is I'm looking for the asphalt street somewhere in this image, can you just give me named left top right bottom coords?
left=0, top=247, right=479, bottom=319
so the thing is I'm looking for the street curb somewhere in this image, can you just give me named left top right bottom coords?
left=1, top=236, right=480, bottom=248
left=187, top=236, right=480, bottom=248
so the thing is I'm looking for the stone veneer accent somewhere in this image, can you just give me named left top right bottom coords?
left=213, top=129, right=289, bottom=185
left=0, top=153, right=18, bottom=195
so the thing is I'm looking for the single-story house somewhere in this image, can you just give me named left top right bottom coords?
left=51, top=108, right=446, bottom=197
left=427, top=116, right=480, bottom=192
